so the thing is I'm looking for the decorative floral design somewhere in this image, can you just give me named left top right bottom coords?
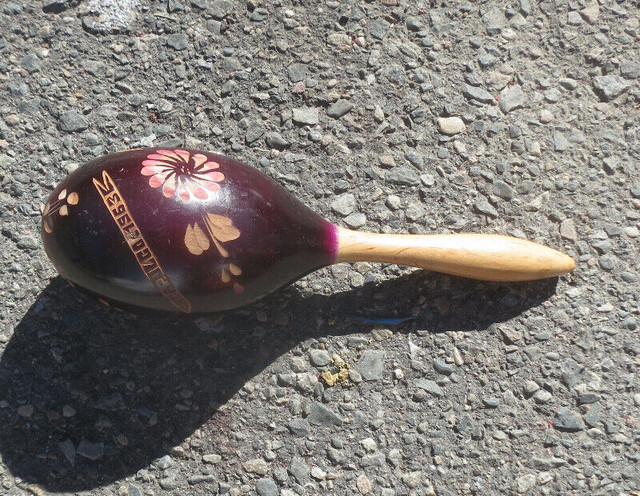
left=184, top=213, right=244, bottom=292
left=142, top=149, right=243, bottom=292
left=141, top=149, right=224, bottom=202
left=43, top=189, right=79, bottom=233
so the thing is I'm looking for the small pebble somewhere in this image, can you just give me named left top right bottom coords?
left=289, top=457, right=310, bottom=484
left=533, top=390, right=552, bottom=404
left=483, top=397, right=500, bottom=408
left=474, top=197, right=499, bottom=218
left=327, top=99, right=354, bottom=119
left=292, top=108, right=319, bottom=125
left=356, top=474, right=372, bottom=494
left=244, top=458, right=269, bottom=475
left=359, top=351, right=385, bottom=380
left=331, top=194, right=356, bottom=216
left=516, top=474, right=536, bottom=494
left=378, top=154, right=396, bottom=168
left=560, top=219, right=578, bottom=241
left=433, top=358, right=455, bottom=375
left=17, top=404, right=34, bottom=418
left=166, top=33, right=189, bottom=50
left=21, top=53, right=41, bottom=73
left=492, top=180, right=515, bottom=201
left=452, top=347, right=464, bottom=366
left=580, top=1, right=600, bottom=24
left=592, top=75, right=629, bottom=102
left=539, top=110, right=554, bottom=123
left=309, top=349, right=331, bottom=367
left=59, top=111, right=88, bottom=133
left=373, top=105, right=385, bottom=122
left=77, top=438, right=104, bottom=460
left=437, top=117, right=466, bottom=135
left=499, top=85, right=526, bottom=113
left=553, top=407, right=585, bottom=432
left=203, top=454, right=222, bottom=464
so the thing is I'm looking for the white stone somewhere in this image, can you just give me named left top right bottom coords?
left=539, top=109, right=554, bottom=123
left=502, top=28, right=517, bottom=40
left=373, top=105, right=385, bottom=122
left=538, top=472, right=553, bottom=485
left=292, top=107, right=319, bottom=125
left=311, top=466, right=327, bottom=480
left=560, top=219, right=578, bottom=241
left=327, top=33, right=351, bottom=46
left=580, top=2, right=600, bottom=24
left=528, top=140, right=542, bottom=157
left=453, top=140, right=467, bottom=154
left=516, top=473, right=537, bottom=493
left=356, top=474, right=372, bottom=494
left=361, top=437, right=377, bottom=452
left=437, top=117, right=466, bottom=135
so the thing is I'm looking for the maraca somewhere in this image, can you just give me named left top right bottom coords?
left=42, top=148, right=575, bottom=313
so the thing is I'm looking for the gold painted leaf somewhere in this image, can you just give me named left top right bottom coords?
left=184, top=225, right=203, bottom=255
left=193, top=222, right=210, bottom=251
left=204, top=213, right=240, bottom=242
left=184, top=222, right=210, bottom=255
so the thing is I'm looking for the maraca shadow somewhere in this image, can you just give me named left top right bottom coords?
left=0, top=273, right=557, bottom=491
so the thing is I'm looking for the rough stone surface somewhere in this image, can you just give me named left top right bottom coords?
left=166, top=33, right=188, bottom=50
left=288, top=457, right=310, bottom=484
left=292, top=107, right=319, bottom=125
left=499, top=86, right=526, bottom=113
left=553, top=407, right=586, bottom=432
left=255, top=478, right=278, bottom=496
left=462, top=84, right=495, bottom=104
left=308, top=349, right=331, bottom=367
left=308, top=402, right=343, bottom=426
left=592, top=75, right=630, bottom=102
left=474, top=197, right=499, bottom=218
left=331, top=193, right=356, bottom=216
left=327, top=99, right=354, bottom=119
left=59, top=111, right=88, bottom=132
left=359, top=350, right=385, bottom=380
left=1, top=3, right=638, bottom=496
left=21, top=54, right=41, bottom=73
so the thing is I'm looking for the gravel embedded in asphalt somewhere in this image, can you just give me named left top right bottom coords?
left=0, top=1, right=638, bottom=495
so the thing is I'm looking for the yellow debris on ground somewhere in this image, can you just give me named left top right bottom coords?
left=320, top=357, right=351, bottom=387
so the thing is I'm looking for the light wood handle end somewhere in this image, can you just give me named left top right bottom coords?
left=334, top=228, right=575, bottom=282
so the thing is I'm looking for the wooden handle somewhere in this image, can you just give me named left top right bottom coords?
left=334, top=227, right=575, bottom=282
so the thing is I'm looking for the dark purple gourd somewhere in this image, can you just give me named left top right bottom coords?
left=42, top=148, right=337, bottom=313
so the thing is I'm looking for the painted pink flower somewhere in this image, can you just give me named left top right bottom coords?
left=141, top=149, right=224, bottom=201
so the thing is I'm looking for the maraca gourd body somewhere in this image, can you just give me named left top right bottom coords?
left=42, top=148, right=575, bottom=313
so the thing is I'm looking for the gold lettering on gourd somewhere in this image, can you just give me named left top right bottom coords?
left=92, top=170, right=191, bottom=313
